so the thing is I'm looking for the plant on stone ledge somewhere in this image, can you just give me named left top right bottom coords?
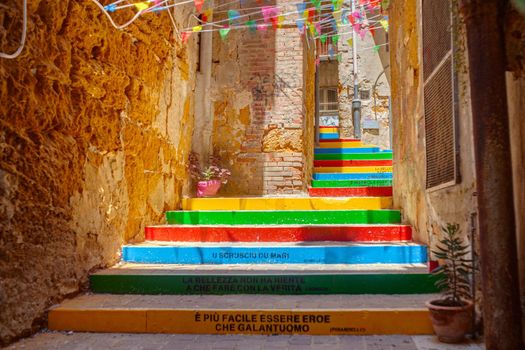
left=431, top=223, right=473, bottom=306
left=189, top=152, right=231, bottom=184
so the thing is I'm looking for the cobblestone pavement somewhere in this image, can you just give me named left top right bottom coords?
left=6, top=331, right=485, bottom=350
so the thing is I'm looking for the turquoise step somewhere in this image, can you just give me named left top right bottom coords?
left=319, top=133, right=339, bottom=139
left=312, top=173, right=393, bottom=180
left=121, top=243, right=428, bottom=265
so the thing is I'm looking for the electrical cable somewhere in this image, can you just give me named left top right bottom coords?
left=0, top=0, right=27, bottom=59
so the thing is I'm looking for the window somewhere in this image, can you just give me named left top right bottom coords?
left=422, top=0, right=459, bottom=190
left=359, top=89, right=371, bottom=100
left=319, top=87, right=338, bottom=116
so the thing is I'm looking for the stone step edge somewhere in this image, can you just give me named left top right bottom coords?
left=145, top=224, right=411, bottom=242
left=89, top=273, right=438, bottom=295
left=48, top=308, right=433, bottom=335
left=308, top=187, right=393, bottom=198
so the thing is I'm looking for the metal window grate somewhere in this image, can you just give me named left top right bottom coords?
left=422, top=0, right=458, bottom=190
left=422, top=0, right=452, bottom=80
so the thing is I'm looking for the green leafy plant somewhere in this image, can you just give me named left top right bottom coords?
left=188, top=152, right=231, bottom=184
left=431, top=223, right=473, bottom=307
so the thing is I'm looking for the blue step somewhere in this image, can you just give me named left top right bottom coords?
left=122, top=243, right=428, bottom=265
left=313, top=173, right=393, bottom=180
left=319, top=133, right=340, bottom=139
left=315, top=147, right=381, bottom=154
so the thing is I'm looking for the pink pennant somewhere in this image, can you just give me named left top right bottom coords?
left=257, top=23, right=268, bottom=31
left=181, top=31, right=191, bottom=44
left=194, top=0, right=204, bottom=12
left=262, top=6, right=279, bottom=23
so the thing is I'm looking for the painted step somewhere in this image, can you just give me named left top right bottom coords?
left=308, top=186, right=392, bottom=197
left=311, top=179, right=392, bottom=188
left=181, top=197, right=393, bottom=211
left=319, top=138, right=360, bottom=142
left=121, top=242, right=427, bottom=265
left=166, top=210, right=401, bottom=225
left=313, top=166, right=392, bottom=174
left=319, top=126, right=339, bottom=133
left=319, top=133, right=339, bottom=139
left=48, top=294, right=435, bottom=335
left=90, top=263, right=438, bottom=295
left=315, top=153, right=392, bottom=160
left=145, top=224, right=411, bottom=242
left=315, top=147, right=381, bottom=154
left=314, top=160, right=392, bottom=167
left=318, top=141, right=366, bottom=148
left=312, top=173, right=392, bottom=181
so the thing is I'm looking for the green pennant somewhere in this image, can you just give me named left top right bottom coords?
left=246, top=20, right=257, bottom=33
left=337, top=53, right=342, bottom=62
left=332, top=34, right=340, bottom=45
left=320, top=34, right=327, bottom=44
left=219, top=28, right=231, bottom=41
left=373, top=45, right=380, bottom=53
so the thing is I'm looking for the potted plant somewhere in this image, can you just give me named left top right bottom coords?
left=188, top=152, right=231, bottom=197
left=426, top=223, right=474, bottom=343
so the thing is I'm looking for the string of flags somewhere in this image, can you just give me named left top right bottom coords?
left=96, top=0, right=389, bottom=60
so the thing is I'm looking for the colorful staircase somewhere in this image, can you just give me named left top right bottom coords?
left=309, top=136, right=393, bottom=198
left=48, top=138, right=438, bottom=336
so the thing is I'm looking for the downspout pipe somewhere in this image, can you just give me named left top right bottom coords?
left=351, top=0, right=361, bottom=139
left=461, top=1, right=523, bottom=348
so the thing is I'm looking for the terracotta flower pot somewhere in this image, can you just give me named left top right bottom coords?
left=426, top=300, right=473, bottom=343
left=197, top=179, right=222, bottom=197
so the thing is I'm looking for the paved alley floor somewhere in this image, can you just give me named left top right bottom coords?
left=6, top=331, right=485, bottom=350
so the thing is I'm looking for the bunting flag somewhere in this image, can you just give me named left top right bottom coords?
left=347, top=38, right=353, bottom=47
left=194, top=0, right=204, bottom=13
left=134, top=2, right=149, bottom=11
left=379, top=19, right=389, bottom=32
left=181, top=31, right=191, bottom=43
left=246, top=20, right=257, bottom=32
left=228, top=10, right=241, bottom=24
left=98, top=0, right=390, bottom=51
left=262, top=6, right=279, bottom=23
left=373, top=45, right=380, bottom=52
left=219, top=27, right=231, bottom=40
left=337, top=53, right=343, bottom=62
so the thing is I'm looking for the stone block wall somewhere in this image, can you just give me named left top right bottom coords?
left=209, top=0, right=315, bottom=196
left=0, top=1, right=196, bottom=344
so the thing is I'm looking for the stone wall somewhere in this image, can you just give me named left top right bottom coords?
left=0, top=0, right=196, bottom=345
left=388, top=0, right=477, bottom=245
left=208, top=0, right=315, bottom=196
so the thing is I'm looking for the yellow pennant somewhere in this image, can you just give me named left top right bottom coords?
left=347, top=38, right=353, bottom=46
left=192, top=25, right=203, bottom=32
left=277, top=15, right=285, bottom=28
left=135, top=2, right=149, bottom=11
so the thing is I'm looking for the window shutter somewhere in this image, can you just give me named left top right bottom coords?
left=422, top=0, right=459, bottom=190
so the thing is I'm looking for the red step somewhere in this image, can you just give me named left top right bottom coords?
left=308, top=186, right=393, bottom=197
left=145, top=225, right=411, bottom=242
left=314, top=160, right=393, bottom=167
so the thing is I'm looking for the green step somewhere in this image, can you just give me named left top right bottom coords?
left=90, top=273, right=439, bottom=295
left=311, top=179, right=393, bottom=188
left=166, top=210, right=401, bottom=225
left=314, top=153, right=393, bottom=160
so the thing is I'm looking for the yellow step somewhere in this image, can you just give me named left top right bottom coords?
left=314, top=166, right=393, bottom=174
left=48, top=294, right=435, bottom=335
left=320, top=127, right=339, bottom=133
left=181, top=196, right=393, bottom=210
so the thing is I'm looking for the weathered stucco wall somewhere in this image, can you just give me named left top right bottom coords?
left=389, top=0, right=476, bottom=246
left=0, top=0, right=196, bottom=344
left=209, top=0, right=314, bottom=195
